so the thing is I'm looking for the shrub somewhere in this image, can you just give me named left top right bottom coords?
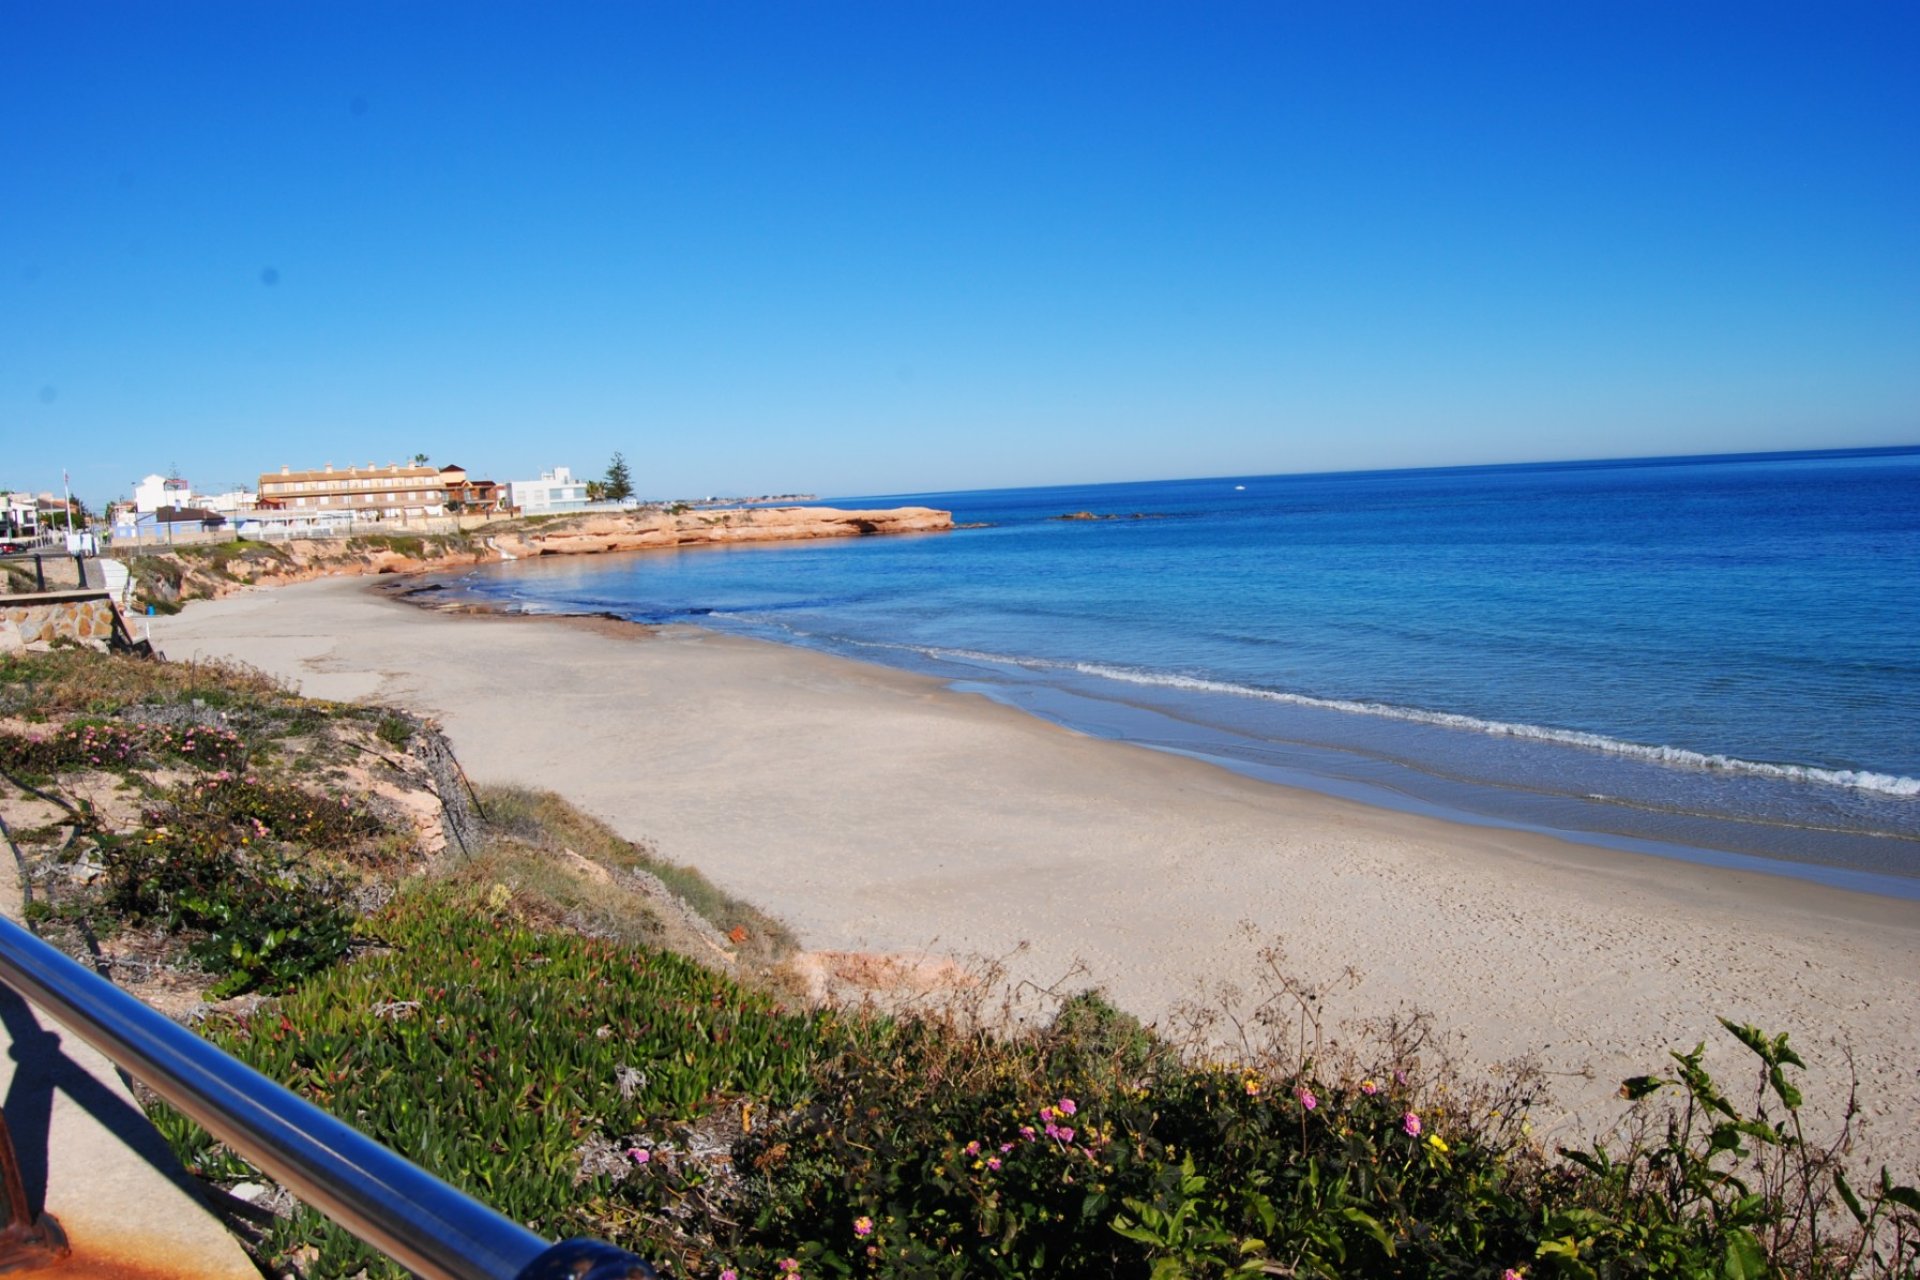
left=0, top=647, right=284, bottom=718
left=0, top=721, right=145, bottom=775
left=93, top=774, right=379, bottom=994
left=375, top=714, right=414, bottom=747
left=157, top=887, right=836, bottom=1277
left=157, top=773, right=385, bottom=850
left=0, top=719, right=245, bottom=778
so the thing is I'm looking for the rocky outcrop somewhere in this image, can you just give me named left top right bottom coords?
left=127, top=506, right=952, bottom=606
left=488, top=506, right=952, bottom=559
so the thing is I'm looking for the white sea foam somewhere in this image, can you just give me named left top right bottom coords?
left=716, top=622, right=1920, bottom=801
left=1070, top=663, right=1920, bottom=799
left=838, top=636, right=1055, bottom=669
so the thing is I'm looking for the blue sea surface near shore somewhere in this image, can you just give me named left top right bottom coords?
left=451, top=447, right=1920, bottom=898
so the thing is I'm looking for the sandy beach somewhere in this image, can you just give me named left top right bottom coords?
left=152, top=577, right=1920, bottom=1171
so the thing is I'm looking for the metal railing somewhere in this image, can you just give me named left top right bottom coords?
left=0, top=916, right=656, bottom=1279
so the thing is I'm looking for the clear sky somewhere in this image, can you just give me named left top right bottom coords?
left=4, top=1, right=1916, bottom=507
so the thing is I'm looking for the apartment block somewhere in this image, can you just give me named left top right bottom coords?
left=258, top=463, right=448, bottom=518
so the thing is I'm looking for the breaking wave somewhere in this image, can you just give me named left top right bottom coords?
left=1069, top=663, right=1920, bottom=798
left=717, top=620, right=1919, bottom=801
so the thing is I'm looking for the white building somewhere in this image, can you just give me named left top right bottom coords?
left=3, top=492, right=37, bottom=538
left=133, top=473, right=193, bottom=514
left=509, top=466, right=591, bottom=515
left=199, top=488, right=259, bottom=516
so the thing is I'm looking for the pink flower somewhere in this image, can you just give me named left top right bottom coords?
left=1056, top=1126, right=1075, bottom=1143
left=999, top=1142, right=1014, bottom=1153
left=987, top=1156, right=1002, bottom=1171
left=1501, top=1271, right=1523, bottom=1280
left=777, top=1260, right=800, bottom=1276
left=963, top=1140, right=981, bottom=1156
left=720, top=1272, right=738, bottom=1280
left=1019, top=1125, right=1036, bottom=1141
left=1043, top=1122, right=1061, bottom=1139
left=853, top=1215, right=874, bottom=1238
left=1058, top=1097, right=1077, bottom=1116
left=626, top=1147, right=650, bottom=1164
left=1360, top=1079, right=1380, bottom=1096
left=1402, top=1111, right=1422, bottom=1137
left=1297, top=1087, right=1318, bottom=1111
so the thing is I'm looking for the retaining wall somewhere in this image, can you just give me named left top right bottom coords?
left=0, top=590, right=122, bottom=649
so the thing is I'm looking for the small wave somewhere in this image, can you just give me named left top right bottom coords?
left=664, top=617, right=1919, bottom=801
left=830, top=635, right=1060, bottom=670
left=1071, top=663, right=1920, bottom=799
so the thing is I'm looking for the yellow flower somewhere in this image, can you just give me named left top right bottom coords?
left=1426, top=1134, right=1449, bottom=1154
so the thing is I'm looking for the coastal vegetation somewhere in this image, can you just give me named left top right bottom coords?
left=0, top=645, right=1914, bottom=1278
left=121, top=532, right=487, bottom=611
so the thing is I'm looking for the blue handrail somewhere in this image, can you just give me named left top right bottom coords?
left=0, top=916, right=654, bottom=1280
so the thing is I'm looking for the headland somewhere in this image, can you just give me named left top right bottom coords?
left=121, top=505, right=951, bottom=608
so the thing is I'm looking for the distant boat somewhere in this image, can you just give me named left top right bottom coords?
left=1234, top=484, right=1246, bottom=491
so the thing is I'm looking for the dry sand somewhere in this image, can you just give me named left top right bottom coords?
left=153, top=577, right=1920, bottom=1171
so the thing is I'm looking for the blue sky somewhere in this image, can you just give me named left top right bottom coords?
left=4, top=2, right=1916, bottom=507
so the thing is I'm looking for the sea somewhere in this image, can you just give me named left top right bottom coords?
left=443, top=446, right=1920, bottom=900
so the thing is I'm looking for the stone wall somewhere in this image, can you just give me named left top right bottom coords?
left=0, top=590, right=122, bottom=650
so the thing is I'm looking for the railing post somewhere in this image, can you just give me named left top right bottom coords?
left=0, top=1111, right=68, bottom=1270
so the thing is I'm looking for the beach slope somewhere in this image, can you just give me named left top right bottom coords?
left=154, top=578, right=1920, bottom=1170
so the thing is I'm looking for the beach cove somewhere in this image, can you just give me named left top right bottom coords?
left=152, top=576, right=1920, bottom=1172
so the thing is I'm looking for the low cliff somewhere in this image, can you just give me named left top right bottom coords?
left=490, top=505, right=951, bottom=557
left=124, top=506, right=952, bottom=608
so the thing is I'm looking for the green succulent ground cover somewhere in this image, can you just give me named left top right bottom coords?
left=2, top=647, right=1917, bottom=1279
left=158, top=886, right=839, bottom=1276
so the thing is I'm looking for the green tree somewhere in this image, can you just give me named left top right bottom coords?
left=43, top=497, right=90, bottom=530
left=603, top=452, right=633, bottom=502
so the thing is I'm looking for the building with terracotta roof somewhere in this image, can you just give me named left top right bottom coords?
left=438, top=464, right=509, bottom=513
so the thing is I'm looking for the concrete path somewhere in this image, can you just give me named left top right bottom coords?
left=0, top=862, right=259, bottom=1277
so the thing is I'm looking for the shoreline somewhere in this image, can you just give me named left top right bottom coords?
left=151, top=577, right=1920, bottom=1171
left=410, top=577, right=1920, bottom=902
left=433, top=553, right=1920, bottom=893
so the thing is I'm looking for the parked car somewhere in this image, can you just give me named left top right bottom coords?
left=0, top=539, right=30, bottom=555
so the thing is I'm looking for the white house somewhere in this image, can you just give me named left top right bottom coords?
left=509, top=466, right=591, bottom=515
left=198, top=488, right=259, bottom=516
left=3, top=492, right=36, bottom=538
left=133, top=473, right=193, bottom=514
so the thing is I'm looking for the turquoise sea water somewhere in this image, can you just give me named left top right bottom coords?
left=449, top=447, right=1920, bottom=898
